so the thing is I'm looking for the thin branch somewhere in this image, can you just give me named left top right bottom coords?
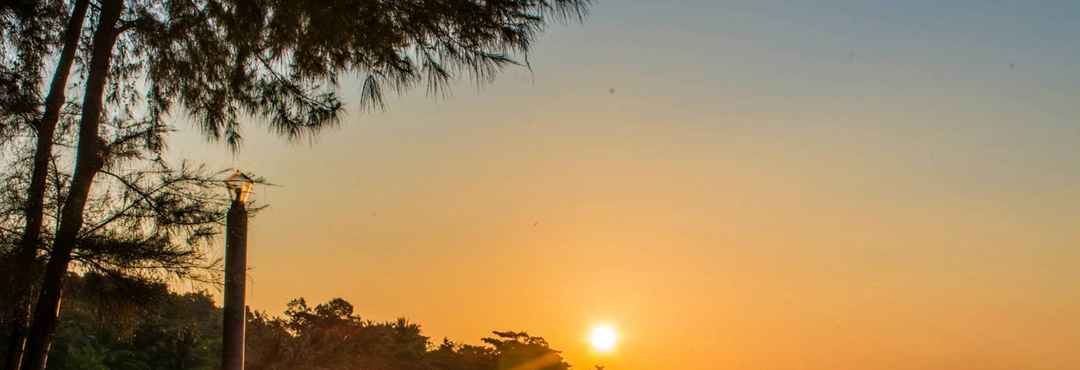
left=79, top=169, right=171, bottom=238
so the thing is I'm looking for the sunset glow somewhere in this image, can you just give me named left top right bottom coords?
left=159, top=2, right=1080, bottom=370
left=589, top=325, right=617, bottom=353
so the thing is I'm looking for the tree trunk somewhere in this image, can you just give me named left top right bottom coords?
left=3, top=1, right=89, bottom=369
left=18, top=1, right=122, bottom=369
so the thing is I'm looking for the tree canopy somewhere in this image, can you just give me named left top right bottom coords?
left=81, top=0, right=593, bottom=149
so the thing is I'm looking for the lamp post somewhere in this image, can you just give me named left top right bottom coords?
left=222, top=170, right=253, bottom=370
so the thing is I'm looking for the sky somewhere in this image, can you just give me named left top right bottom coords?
left=168, top=1, right=1080, bottom=369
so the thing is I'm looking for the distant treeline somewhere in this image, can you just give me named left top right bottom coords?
left=0, top=273, right=571, bottom=370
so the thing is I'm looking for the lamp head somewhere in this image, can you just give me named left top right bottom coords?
left=224, top=170, right=254, bottom=203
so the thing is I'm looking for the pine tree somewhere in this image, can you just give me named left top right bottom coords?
left=9, top=1, right=593, bottom=369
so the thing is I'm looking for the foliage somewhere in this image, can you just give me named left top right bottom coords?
left=121, top=0, right=593, bottom=149
left=0, top=0, right=67, bottom=146
left=0, top=153, right=234, bottom=362
left=4, top=0, right=591, bottom=367
left=246, top=298, right=572, bottom=370
left=41, top=273, right=222, bottom=370
left=0, top=273, right=572, bottom=370
left=0, top=155, right=232, bottom=285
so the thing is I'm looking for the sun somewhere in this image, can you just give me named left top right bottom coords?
left=589, top=325, right=618, bottom=353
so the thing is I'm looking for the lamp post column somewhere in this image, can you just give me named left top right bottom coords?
left=222, top=198, right=247, bottom=370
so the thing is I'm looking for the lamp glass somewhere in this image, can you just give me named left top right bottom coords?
left=224, top=170, right=254, bottom=202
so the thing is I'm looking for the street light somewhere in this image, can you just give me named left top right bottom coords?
left=222, top=170, right=253, bottom=370
left=224, top=170, right=255, bottom=203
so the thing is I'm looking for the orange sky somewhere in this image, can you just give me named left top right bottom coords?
left=168, top=2, right=1080, bottom=369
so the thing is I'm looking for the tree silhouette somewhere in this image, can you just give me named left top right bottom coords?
left=244, top=298, right=572, bottom=370
left=0, top=156, right=233, bottom=369
left=8, top=285, right=574, bottom=370
left=35, top=272, right=223, bottom=370
left=1, top=1, right=88, bottom=367
left=484, top=331, right=571, bottom=370
left=7, top=1, right=593, bottom=369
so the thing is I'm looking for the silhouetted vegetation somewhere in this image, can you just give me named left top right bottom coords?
left=0, top=157, right=233, bottom=368
left=0, top=273, right=572, bottom=370
left=1, top=0, right=591, bottom=368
